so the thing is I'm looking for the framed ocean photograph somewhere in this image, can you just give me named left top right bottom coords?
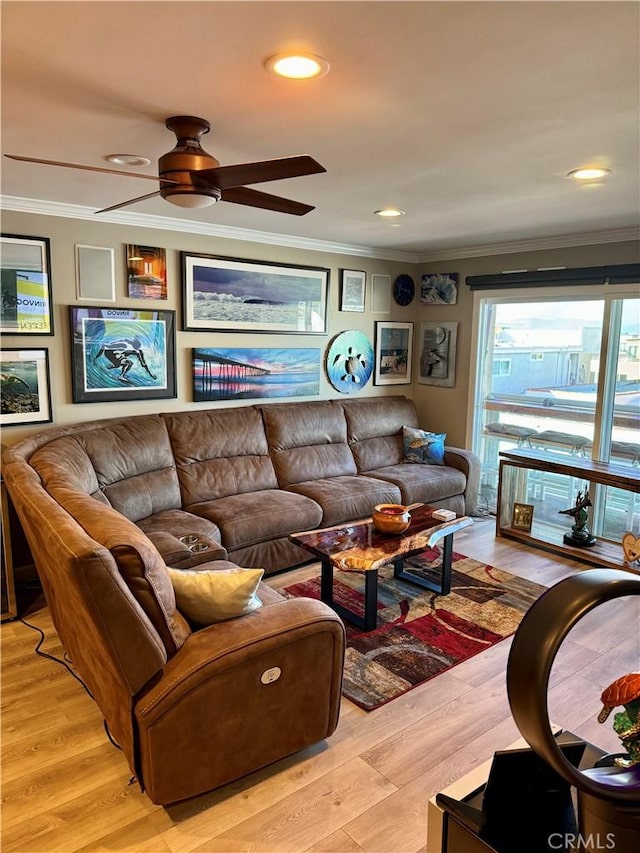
left=0, top=348, right=52, bottom=426
left=0, top=234, right=54, bottom=335
left=69, top=306, right=176, bottom=403
left=192, top=347, right=321, bottom=402
left=181, top=252, right=329, bottom=334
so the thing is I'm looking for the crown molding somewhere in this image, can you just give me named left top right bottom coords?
left=416, top=227, right=640, bottom=263
left=0, top=195, right=420, bottom=263
left=3, top=196, right=636, bottom=266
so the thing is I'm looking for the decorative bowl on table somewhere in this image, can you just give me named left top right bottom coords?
left=372, top=503, right=411, bottom=535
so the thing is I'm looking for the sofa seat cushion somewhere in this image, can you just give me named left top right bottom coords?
left=136, top=510, right=226, bottom=567
left=186, top=490, right=323, bottom=550
left=286, top=475, right=401, bottom=527
left=362, top=464, right=466, bottom=507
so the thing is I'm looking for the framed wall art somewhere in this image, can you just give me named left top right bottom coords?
left=374, top=321, right=413, bottom=385
left=325, top=330, right=374, bottom=394
left=193, top=347, right=321, bottom=402
left=418, top=321, right=458, bottom=387
left=0, top=348, right=52, bottom=427
left=420, top=272, right=458, bottom=305
left=126, top=244, right=167, bottom=299
left=0, top=234, right=53, bottom=335
left=69, top=306, right=176, bottom=403
left=371, top=274, right=391, bottom=313
left=75, top=245, right=116, bottom=302
left=181, top=252, right=329, bottom=334
left=339, top=269, right=366, bottom=312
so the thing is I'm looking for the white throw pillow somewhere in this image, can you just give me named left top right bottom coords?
left=167, top=567, right=264, bottom=624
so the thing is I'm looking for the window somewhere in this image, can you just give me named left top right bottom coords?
left=492, top=359, right=511, bottom=377
left=471, top=290, right=639, bottom=547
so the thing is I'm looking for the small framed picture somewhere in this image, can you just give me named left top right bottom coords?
left=0, top=348, right=52, bottom=427
left=75, top=245, right=116, bottom=302
left=339, top=269, right=366, bottom=312
left=0, top=234, right=54, bottom=335
left=371, top=274, right=391, bottom=313
left=512, top=503, right=534, bottom=532
left=420, top=272, right=458, bottom=305
left=374, top=321, right=413, bottom=385
left=126, top=244, right=167, bottom=299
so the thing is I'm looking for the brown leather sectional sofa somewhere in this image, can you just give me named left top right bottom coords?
left=3, top=394, right=479, bottom=804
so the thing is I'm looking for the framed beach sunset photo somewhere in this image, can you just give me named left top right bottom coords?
left=192, top=347, right=321, bottom=402
left=181, top=253, right=329, bottom=334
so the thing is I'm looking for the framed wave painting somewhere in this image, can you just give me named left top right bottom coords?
left=181, top=252, right=329, bottom=334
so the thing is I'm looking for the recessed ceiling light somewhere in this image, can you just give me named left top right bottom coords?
left=264, top=53, right=330, bottom=80
left=374, top=208, right=406, bottom=218
left=105, top=154, right=151, bottom=167
left=567, top=167, right=611, bottom=181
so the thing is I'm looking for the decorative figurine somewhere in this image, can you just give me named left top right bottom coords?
left=597, top=673, right=640, bottom=767
left=559, top=488, right=596, bottom=547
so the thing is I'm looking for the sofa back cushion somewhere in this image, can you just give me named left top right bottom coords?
left=79, top=416, right=182, bottom=521
left=29, top=434, right=110, bottom=503
left=342, top=396, right=419, bottom=471
left=49, top=487, right=191, bottom=657
left=164, top=407, right=279, bottom=505
left=261, top=400, right=357, bottom=487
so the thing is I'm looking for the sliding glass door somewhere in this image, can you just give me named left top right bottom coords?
left=471, top=291, right=639, bottom=544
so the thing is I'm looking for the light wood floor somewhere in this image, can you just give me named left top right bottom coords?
left=2, top=520, right=639, bottom=853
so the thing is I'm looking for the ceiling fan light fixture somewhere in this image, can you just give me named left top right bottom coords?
left=264, top=53, right=330, bottom=79
left=164, top=193, right=218, bottom=209
left=374, top=208, right=406, bottom=218
left=105, top=154, right=151, bottom=167
left=567, top=167, right=611, bottom=181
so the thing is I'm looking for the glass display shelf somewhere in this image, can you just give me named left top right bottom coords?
left=496, top=448, right=640, bottom=571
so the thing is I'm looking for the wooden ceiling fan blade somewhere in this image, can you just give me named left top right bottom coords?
left=4, top=154, right=179, bottom=183
left=200, top=155, right=325, bottom=190
left=95, top=190, right=162, bottom=214
left=222, top=186, right=314, bottom=215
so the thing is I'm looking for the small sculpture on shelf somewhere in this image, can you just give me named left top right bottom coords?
left=558, top=487, right=596, bottom=547
left=597, top=673, right=640, bottom=767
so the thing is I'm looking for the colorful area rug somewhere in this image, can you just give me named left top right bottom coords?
left=284, top=549, right=546, bottom=711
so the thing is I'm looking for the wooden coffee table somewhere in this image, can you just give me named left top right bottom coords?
left=289, top=504, right=473, bottom=631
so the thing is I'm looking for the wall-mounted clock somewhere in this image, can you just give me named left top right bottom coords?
left=393, top=274, right=415, bottom=307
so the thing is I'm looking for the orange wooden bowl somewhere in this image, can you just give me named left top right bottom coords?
left=372, top=503, right=411, bottom=534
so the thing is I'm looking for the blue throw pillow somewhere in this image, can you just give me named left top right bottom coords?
left=403, top=425, right=446, bottom=465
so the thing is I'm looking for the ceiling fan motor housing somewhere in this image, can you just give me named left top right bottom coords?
left=159, top=115, right=222, bottom=204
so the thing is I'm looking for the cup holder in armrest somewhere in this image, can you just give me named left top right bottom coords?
left=179, top=535, right=210, bottom=552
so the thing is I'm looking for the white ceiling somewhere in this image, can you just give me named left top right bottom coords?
left=2, top=1, right=639, bottom=259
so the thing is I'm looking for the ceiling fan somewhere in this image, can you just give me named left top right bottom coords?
left=5, top=115, right=326, bottom=216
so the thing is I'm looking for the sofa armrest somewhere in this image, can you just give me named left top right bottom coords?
left=136, top=597, right=344, bottom=719
left=133, top=597, right=345, bottom=804
left=145, top=530, right=228, bottom=567
left=443, top=446, right=481, bottom=516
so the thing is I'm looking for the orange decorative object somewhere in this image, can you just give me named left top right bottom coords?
left=598, top=673, right=640, bottom=723
left=372, top=504, right=411, bottom=534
